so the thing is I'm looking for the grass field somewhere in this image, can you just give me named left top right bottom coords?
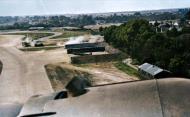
left=21, top=33, right=54, bottom=40
left=114, top=61, right=139, bottom=77
left=51, top=31, right=90, bottom=39
left=19, top=46, right=63, bottom=51
left=4, top=33, right=54, bottom=40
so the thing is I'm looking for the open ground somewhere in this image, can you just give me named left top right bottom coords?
left=0, top=32, right=138, bottom=105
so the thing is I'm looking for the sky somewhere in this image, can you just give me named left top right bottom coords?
left=0, top=0, right=190, bottom=16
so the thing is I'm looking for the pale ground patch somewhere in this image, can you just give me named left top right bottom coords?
left=45, top=62, right=139, bottom=91
left=0, top=35, right=66, bottom=104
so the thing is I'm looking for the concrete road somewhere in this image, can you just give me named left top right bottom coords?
left=0, top=35, right=58, bottom=104
left=0, top=47, right=54, bottom=103
left=0, top=33, right=68, bottom=117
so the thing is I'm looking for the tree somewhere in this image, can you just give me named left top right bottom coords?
left=166, top=27, right=179, bottom=37
left=103, top=19, right=190, bottom=78
left=154, top=21, right=160, bottom=27
left=134, top=12, right=141, bottom=16
left=182, top=27, right=190, bottom=34
left=99, top=26, right=103, bottom=32
left=169, top=57, right=187, bottom=76
left=185, top=11, right=190, bottom=20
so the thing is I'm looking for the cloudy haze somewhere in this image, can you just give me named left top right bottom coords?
left=0, top=0, right=190, bottom=16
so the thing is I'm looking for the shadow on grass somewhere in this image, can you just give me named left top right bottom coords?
left=114, top=61, right=139, bottom=78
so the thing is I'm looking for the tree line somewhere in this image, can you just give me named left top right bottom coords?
left=0, top=9, right=189, bottom=30
left=0, top=15, right=96, bottom=30
left=102, top=19, right=190, bottom=77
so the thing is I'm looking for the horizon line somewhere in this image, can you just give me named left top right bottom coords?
left=0, top=7, right=189, bottom=17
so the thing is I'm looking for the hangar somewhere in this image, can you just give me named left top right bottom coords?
left=138, top=63, right=171, bottom=79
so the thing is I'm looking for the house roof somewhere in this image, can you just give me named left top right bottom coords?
left=139, top=63, right=165, bottom=76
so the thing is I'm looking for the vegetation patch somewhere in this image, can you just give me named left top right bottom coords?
left=4, top=33, right=54, bottom=40
left=45, top=64, right=93, bottom=91
left=19, top=46, right=63, bottom=51
left=51, top=31, right=90, bottom=39
left=73, top=64, right=89, bottom=68
left=114, top=61, right=139, bottom=77
left=103, top=19, right=190, bottom=77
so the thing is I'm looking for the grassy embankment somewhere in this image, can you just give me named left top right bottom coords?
left=3, top=33, right=54, bottom=40
left=114, top=61, right=139, bottom=77
left=19, top=46, right=63, bottom=51
left=45, top=64, right=93, bottom=91
left=51, top=31, right=91, bottom=39
left=17, top=33, right=54, bottom=40
left=74, top=61, right=139, bottom=78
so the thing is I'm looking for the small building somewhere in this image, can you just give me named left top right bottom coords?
left=67, top=47, right=105, bottom=54
left=22, top=36, right=32, bottom=47
left=138, top=63, right=171, bottom=80
left=65, top=43, right=105, bottom=55
left=30, top=40, right=44, bottom=47
left=158, top=24, right=171, bottom=33
left=29, top=27, right=44, bottom=31
left=65, top=43, right=100, bottom=49
left=63, top=27, right=81, bottom=31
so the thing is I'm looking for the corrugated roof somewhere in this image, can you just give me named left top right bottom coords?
left=139, top=63, right=164, bottom=76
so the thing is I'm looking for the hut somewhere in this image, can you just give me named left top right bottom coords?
left=138, top=63, right=171, bottom=79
